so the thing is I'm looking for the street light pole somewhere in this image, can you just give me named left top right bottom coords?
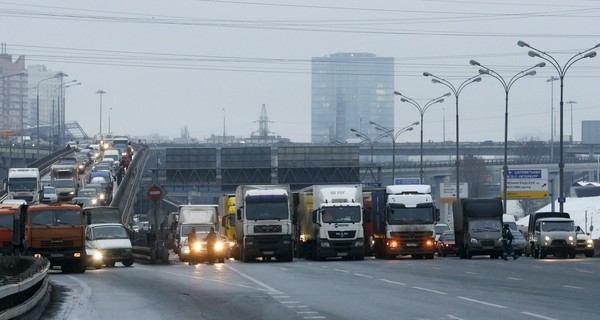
left=518, top=40, right=600, bottom=213
left=62, top=82, right=81, bottom=144
left=369, top=121, right=419, bottom=185
left=96, top=90, right=107, bottom=142
left=423, top=72, right=482, bottom=203
left=35, top=74, right=61, bottom=156
left=55, top=73, right=68, bottom=147
left=394, top=91, right=449, bottom=183
left=547, top=76, right=559, bottom=161
left=470, top=60, right=545, bottom=214
left=108, top=107, right=112, bottom=136
left=566, top=100, right=577, bottom=143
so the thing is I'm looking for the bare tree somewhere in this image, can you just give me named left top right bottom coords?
left=460, top=155, right=491, bottom=198
left=517, top=199, right=549, bottom=218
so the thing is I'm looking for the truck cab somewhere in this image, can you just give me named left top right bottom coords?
left=527, top=212, right=576, bottom=259
left=454, top=198, right=504, bottom=259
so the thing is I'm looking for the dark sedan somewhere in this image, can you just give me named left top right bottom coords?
left=436, top=230, right=457, bottom=257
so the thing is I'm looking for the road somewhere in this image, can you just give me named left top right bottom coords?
left=41, top=254, right=600, bottom=320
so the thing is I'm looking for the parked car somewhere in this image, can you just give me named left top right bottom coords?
left=436, top=230, right=457, bottom=257
left=42, top=186, right=58, bottom=203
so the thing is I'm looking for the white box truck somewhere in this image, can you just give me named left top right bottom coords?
left=5, top=168, right=42, bottom=204
left=234, top=184, right=293, bottom=262
left=296, top=184, right=364, bottom=261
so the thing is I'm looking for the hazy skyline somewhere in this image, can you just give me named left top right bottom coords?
left=2, top=0, right=600, bottom=143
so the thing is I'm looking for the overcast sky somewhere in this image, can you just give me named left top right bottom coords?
left=2, top=0, right=600, bottom=143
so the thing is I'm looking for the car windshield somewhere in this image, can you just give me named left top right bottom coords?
left=53, top=180, right=74, bottom=188
left=78, top=190, right=97, bottom=197
left=91, top=225, right=129, bottom=239
left=435, top=225, right=450, bottom=234
left=43, top=187, right=56, bottom=194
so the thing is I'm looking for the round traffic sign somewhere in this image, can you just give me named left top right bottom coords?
left=146, top=184, right=165, bottom=201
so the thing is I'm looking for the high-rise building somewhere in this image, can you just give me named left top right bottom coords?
left=0, top=47, right=28, bottom=134
left=27, top=65, right=62, bottom=128
left=311, top=52, right=394, bottom=143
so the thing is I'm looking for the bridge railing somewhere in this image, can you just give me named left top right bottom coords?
left=111, top=145, right=149, bottom=225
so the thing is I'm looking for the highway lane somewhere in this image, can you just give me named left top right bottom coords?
left=41, top=255, right=600, bottom=320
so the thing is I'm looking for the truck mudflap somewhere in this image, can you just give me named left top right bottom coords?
left=242, top=235, right=293, bottom=261
left=317, top=239, right=364, bottom=259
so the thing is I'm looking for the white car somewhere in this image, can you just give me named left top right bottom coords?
left=42, top=186, right=58, bottom=203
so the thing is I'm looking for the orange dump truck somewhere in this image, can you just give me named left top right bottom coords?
left=25, top=203, right=87, bottom=273
left=0, top=206, right=19, bottom=255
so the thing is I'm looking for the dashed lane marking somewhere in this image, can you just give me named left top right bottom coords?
left=457, top=296, right=508, bottom=309
left=378, top=279, right=406, bottom=286
left=412, top=286, right=447, bottom=295
left=353, top=273, right=373, bottom=279
left=562, top=285, right=583, bottom=290
left=520, top=311, right=558, bottom=320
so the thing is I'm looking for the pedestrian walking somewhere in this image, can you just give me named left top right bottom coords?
left=502, top=224, right=518, bottom=260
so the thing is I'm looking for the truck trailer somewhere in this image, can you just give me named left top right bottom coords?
left=296, top=184, right=364, bottom=261
left=372, top=185, right=438, bottom=259
left=453, top=198, right=504, bottom=259
left=234, top=184, right=293, bottom=262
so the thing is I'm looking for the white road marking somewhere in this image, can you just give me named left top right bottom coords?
left=353, top=273, right=373, bottom=279
left=281, top=301, right=301, bottom=304
left=303, top=317, right=326, bottom=319
left=562, top=285, right=583, bottom=290
left=297, top=311, right=319, bottom=314
left=457, top=296, right=508, bottom=309
left=287, top=305, right=309, bottom=308
left=223, top=264, right=281, bottom=293
left=379, top=279, right=406, bottom=286
left=507, top=277, right=522, bottom=281
left=521, top=311, right=558, bottom=320
left=464, top=271, right=477, bottom=275
left=333, top=268, right=350, bottom=273
left=412, top=286, right=447, bottom=295
left=575, top=268, right=592, bottom=274
left=447, top=315, right=465, bottom=320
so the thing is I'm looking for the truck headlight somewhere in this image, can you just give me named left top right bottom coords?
left=470, top=238, right=478, bottom=244
left=193, top=242, right=201, bottom=252
left=320, top=241, right=330, bottom=248
left=92, top=251, right=103, bottom=261
left=183, top=247, right=190, bottom=254
left=214, top=241, right=224, bottom=252
left=544, top=236, right=551, bottom=242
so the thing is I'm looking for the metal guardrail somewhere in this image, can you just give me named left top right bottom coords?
left=111, top=145, right=149, bottom=225
left=0, top=257, right=50, bottom=320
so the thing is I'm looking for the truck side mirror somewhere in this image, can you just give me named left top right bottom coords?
left=237, top=209, right=242, bottom=220
left=435, top=208, right=440, bottom=222
left=312, top=210, right=318, bottom=224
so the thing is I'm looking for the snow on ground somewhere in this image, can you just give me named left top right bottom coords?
left=516, top=196, right=600, bottom=239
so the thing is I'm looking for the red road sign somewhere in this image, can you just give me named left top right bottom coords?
left=146, top=184, right=166, bottom=201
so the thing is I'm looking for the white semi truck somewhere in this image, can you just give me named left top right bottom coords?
left=296, top=184, right=364, bottom=261
left=234, top=184, right=293, bottom=262
left=5, top=168, right=42, bottom=204
left=373, top=185, right=438, bottom=259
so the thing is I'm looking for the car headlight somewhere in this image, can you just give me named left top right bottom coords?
left=470, top=238, right=478, bottom=244
left=99, top=194, right=105, bottom=200
left=544, top=236, right=551, bottom=241
left=69, top=191, right=75, bottom=195
left=93, top=251, right=103, bottom=261
left=568, top=236, right=574, bottom=241
left=214, top=241, right=224, bottom=252
left=586, top=239, right=594, bottom=245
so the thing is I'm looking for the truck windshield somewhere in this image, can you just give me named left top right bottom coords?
left=0, top=215, right=12, bottom=228
left=181, top=225, right=211, bottom=235
left=8, top=178, right=37, bottom=191
left=321, top=206, right=361, bottom=223
left=30, top=209, right=82, bottom=226
left=55, top=171, right=75, bottom=179
left=53, top=180, right=74, bottom=188
left=246, top=202, right=289, bottom=220
left=387, top=206, right=434, bottom=225
left=541, top=221, right=574, bottom=232
left=92, top=226, right=129, bottom=239
left=469, top=219, right=501, bottom=232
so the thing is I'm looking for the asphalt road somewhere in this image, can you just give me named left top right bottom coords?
left=41, top=254, right=600, bottom=320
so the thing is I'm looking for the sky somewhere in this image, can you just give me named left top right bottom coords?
left=2, top=0, right=600, bottom=143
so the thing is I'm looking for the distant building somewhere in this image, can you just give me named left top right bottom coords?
left=311, top=52, right=395, bottom=143
left=27, top=65, right=62, bottom=129
left=0, top=46, right=28, bottom=133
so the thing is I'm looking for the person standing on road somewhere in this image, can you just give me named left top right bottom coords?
left=205, top=227, right=217, bottom=264
left=187, top=227, right=197, bottom=265
left=502, top=224, right=518, bottom=260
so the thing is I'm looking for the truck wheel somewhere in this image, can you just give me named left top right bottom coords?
left=105, top=260, right=116, bottom=267
left=354, top=254, right=365, bottom=261
left=459, top=247, right=466, bottom=259
left=425, top=253, right=434, bottom=260
left=539, top=249, right=547, bottom=259
left=568, top=250, right=576, bottom=259
left=585, top=251, right=594, bottom=258
left=122, top=259, right=134, bottom=267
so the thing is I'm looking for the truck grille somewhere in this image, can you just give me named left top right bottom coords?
left=551, top=240, right=568, bottom=246
left=327, top=230, right=356, bottom=239
left=480, top=240, right=495, bottom=247
left=255, top=235, right=285, bottom=251
left=254, top=225, right=282, bottom=233
left=330, top=240, right=354, bottom=253
left=41, top=240, right=74, bottom=247
left=390, top=231, right=430, bottom=241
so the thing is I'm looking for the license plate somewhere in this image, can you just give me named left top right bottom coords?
left=406, top=243, right=418, bottom=247
left=263, top=251, right=274, bottom=255
left=337, top=252, right=348, bottom=257
left=51, top=253, right=64, bottom=257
